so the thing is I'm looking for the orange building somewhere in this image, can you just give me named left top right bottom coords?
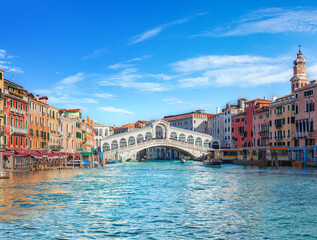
left=28, top=94, right=50, bottom=150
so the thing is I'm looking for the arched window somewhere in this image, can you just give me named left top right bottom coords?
left=20, top=118, right=23, bottom=128
left=10, top=116, right=13, bottom=127
left=15, top=117, right=18, bottom=127
left=305, top=100, right=309, bottom=112
left=310, top=100, right=315, bottom=112
left=26, top=119, right=28, bottom=129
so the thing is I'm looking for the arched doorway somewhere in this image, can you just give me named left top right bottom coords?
left=120, top=138, right=127, bottom=148
left=195, top=137, right=202, bottom=146
left=111, top=140, right=118, bottom=150
left=128, top=136, right=135, bottom=145
left=145, top=132, right=152, bottom=140
left=204, top=139, right=211, bottom=148
left=212, top=141, right=219, bottom=149
left=137, top=134, right=144, bottom=143
left=179, top=134, right=186, bottom=142
left=102, top=142, right=110, bottom=151
left=187, top=135, right=194, bottom=144
left=170, top=132, right=177, bottom=140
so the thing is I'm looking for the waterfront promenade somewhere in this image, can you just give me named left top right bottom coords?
left=1, top=161, right=317, bottom=239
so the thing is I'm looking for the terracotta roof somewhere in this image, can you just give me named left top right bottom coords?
left=246, top=98, right=272, bottom=103
left=39, top=96, right=48, bottom=100
left=276, top=93, right=294, bottom=101
left=65, top=109, right=81, bottom=112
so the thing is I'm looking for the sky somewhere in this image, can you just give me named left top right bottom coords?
left=1, top=0, right=317, bottom=126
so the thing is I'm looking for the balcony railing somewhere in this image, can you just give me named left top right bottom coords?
left=293, top=132, right=311, bottom=138
left=50, top=145, right=62, bottom=150
left=259, top=131, right=269, bottom=136
left=10, top=107, right=25, bottom=115
left=0, top=144, right=6, bottom=151
left=10, top=126, right=28, bottom=136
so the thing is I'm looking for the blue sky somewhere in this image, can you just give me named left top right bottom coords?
left=1, top=0, right=317, bottom=126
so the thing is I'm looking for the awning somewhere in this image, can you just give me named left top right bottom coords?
left=1, top=152, right=15, bottom=157
left=14, top=150, right=32, bottom=156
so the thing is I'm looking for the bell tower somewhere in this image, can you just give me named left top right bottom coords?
left=290, top=46, right=309, bottom=92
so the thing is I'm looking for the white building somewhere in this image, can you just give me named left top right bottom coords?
left=94, top=121, right=111, bottom=151
left=222, top=99, right=246, bottom=148
left=208, top=108, right=224, bottom=148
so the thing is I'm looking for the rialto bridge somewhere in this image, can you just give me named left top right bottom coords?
left=101, top=120, right=220, bottom=162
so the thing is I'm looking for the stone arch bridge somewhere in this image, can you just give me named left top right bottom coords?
left=101, top=120, right=220, bottom=162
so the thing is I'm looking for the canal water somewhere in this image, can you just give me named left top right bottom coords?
left=1, top=161, right=317, bottom=239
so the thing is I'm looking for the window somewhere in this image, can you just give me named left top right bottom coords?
left=4, top=114, right=6, bottom=126
left=304, top=89, right=313, bottom=96
left=15, top=117, right=18, bottom=127
left=20, top=103, right=22, bottom=110
left=4, top=98, right=6, bottom=107
left=20, top=118, right=23, bottom=128
left=283, top=106, right=285, bottom=112
left=10, top=136, right=13, bottom=146
left=10, top=100, right=13, bottom=108
left=20, top=137, right=23, bottom=146
left=10, top=116, right=13, bottom=126
left=288, top=105, right=290, bottom=111
left=270, top=109, right=272, bottom=115
left=295, top=104, right=298, bottom=114
left=15, top=102, right=17, bottom=109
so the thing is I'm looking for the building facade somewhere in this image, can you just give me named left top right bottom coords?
left=28, top=94, right=50, bottom=150
left=208, top=110, right=224, bottom=147
left=3, top=79, right=29, bottom=150
left=253, top=106, right=270, bottom=147
left=0, top=70, right=4, bottom=149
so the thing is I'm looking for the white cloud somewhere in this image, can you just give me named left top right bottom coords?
left=108, top=55, right=152, bottom=70
left=93, top=93, right=115, bottom=99
left=130, top=27, right=163, bottom=45
left=172, top=54, right=294, bottom=88
left=163, top=97, right=185, bottom=104
left=60, top=72, right=85, bottom=84
left=129, top=12, right=208, bottom=44
left=200, top=7, right=317, bottom=37
left=100, top=106, right=133, bottom=114
left=98, top=67, right=169, bottom=92
left=82, top=47, right=107, bottom=60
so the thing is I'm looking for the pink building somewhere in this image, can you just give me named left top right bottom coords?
left=253, top=106, right=270, bottom=147
left=292, top=49, right=316, bottom=147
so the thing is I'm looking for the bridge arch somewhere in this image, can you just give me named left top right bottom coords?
left=111, top=140, right=118, bottom=150
left=145, top=132, right=152, bottom=140
left=120, top=138, right=127, bottom=148
left=170, top=131, right=177, bottom=140
left=137, top=134, right=144, bottom=143
left=195, top=137, right=202, bottom=146
left=179, top=134, right=186, bottom=142
left=187, top=135, right=194, bottom=144
left=204, top=139, right=211, bottom=148
left=128, top=136, right=135, bottom=145
left=102, top=142, right=110, bottom=151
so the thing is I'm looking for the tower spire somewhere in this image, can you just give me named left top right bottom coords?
left=290, top=46, right=309, bottom=92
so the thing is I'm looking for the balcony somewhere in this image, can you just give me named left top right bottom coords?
left=274, top=136, right=284, bottom=141
left=0, top=126, right=4, bottom=135
left=293, top=132, right=311, bottom=138
left=10, top=126, right=28, bottom=136
left=10, top=107, right=25, bottom=115
left=275, top=124, right=282, bottom=128
left=259, top=131, right=269, bottom=136
left=50, top=145, right=62, bottom=150
left=4, top=89, right=28, bottom=102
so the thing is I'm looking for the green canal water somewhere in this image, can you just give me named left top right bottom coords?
left=1, top=160, right=317, bottom=239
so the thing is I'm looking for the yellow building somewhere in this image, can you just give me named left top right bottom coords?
left=269, top=94, right=295, bottom=147
left=0, top=69, right=4, bottom=149
left=38, top=97, right=61, bottom=151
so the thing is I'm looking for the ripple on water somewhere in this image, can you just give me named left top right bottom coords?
left=0, top=163, right=317, bottom=239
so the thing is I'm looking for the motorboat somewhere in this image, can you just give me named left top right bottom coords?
left=203, top=158, right=222, bottom=166
left=180, top=158, right=186, bottom=163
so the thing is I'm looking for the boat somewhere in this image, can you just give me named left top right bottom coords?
left=203, top=158, right=222, bottom=166
left=180, top=158, right=186, bottom=163
left=292, top=161, right=304, bottom=167
left=139, top=157, right=146, bottom=162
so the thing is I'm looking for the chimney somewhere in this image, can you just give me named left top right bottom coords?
left=216, top=107, right=220, bottom=114
left=264, top=96, right=266, bottom=100
left=273, top=96, right=277, bottom=102
left=36, top=95, right=40, bottom=100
